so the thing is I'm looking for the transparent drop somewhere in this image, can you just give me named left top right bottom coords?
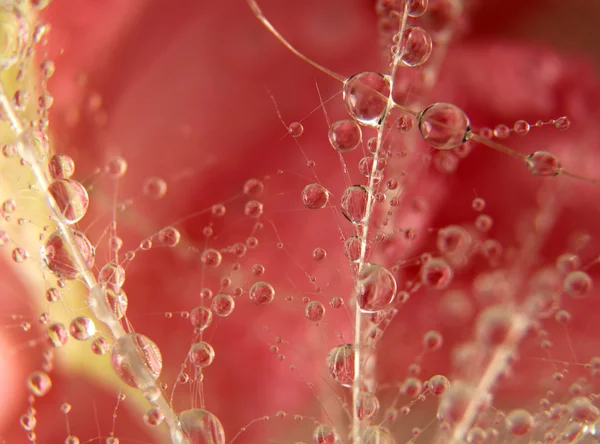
left=200, top=248, right=222, bottom=269
left=157, top=226, right=181, bottom=247
left=190, top=306, right=213, bottom=331
left=312, top=247, right=327, bottom=262
left=211, top=293, right=235, bottom=316
left=326, top=344, right=355, bottom=387
left=420, top=258, right=453, bottom=289
left=211, top=204, right=226, bottom=217
left=328, top=120, right=362, bottom=152
left=505, top=409, right=534, bottom=436
left=428, top=375, right=450, bottom=397
left=45, top=287, right=60, bottom=302
left=2, top=198, right=15, bottom=213
left=244, top=200, right=263, bottom=218
left=288, top=122, right=304, bottom=137
left=475, top=305, right=512, bottom=346
left=249, top=281, right=275, bottom=306
left=423, top=330, right=443, bottom=350
left=49, top=153, right=75, bottom=179
left=437, top=225, right=471, bottom=256
left=400, top=26, right=432, bottom=67
left=406, top=0, right=428, bottom=17
left=361, top=426, right=395, bottom=444
left=11, top=247, right=27, bottom=263
left=304, top=301, right=325, bottom=322
left=98, top=262, right=126, bottom=288
left=43, top=230, right=95, bottom=279
left=0, top=5, right=26, bottom=70
left=301, top=183, right=329, bottom=209
left=88, top=284, right=129, bottom=322
left=437, top=380, right=476, bottom=423
left=357, top=392, right=380, bottom=420
left=564, top=270, right=592, bottom=299
left=69, top=316, right=96, bottom=341
left=357, top=264, right=397, bottom=313
left=143, top=177, right=167, bottom=199
left=47, top=179, right=90, bottom=224
left=144, top=407, right=165, bottom=427
left=65, top=437, right=80, bottom=444
left=27, top=371, right=52, bottom=397
left=418, top=103, right=471, bottom=150
left=526, top=151, right=562, bottom=176
left=91, top=337, right=110, bottom=355
left=513, top=120, right=530, bottom=135
left=313, top=423, right=338, bottom=444
left=110, top=333, right=162, bottom=389
left=173, top=409, right=225, bottom=444
left=340, top=185, right=369, bottom=224
left=342, top=72, right=391, bottom=126
left=344, top=236, right=368, bottom=262
left=189, top=341, right=215, bottom=368
left=47, top=323, right=69, bottom=347
left=106, top=156, right=128, bottom=179
left=243, top=178, right=264, bottom=198
left=471, top=197, right=486, bottom=212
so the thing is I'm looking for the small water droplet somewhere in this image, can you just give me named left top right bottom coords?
left=142, top=177, right=167, bottom=199
left=106, top=156, right=128, bottom=179
left=301, top=183, right=330, bottom=209
left=420, top=258, right=453, bottom=289
left=200, top=248, right=222, bottom=268
left=418, top=103, right=470, bottom=150
left=49, top=153, right=75, bottom=179
left=288, top=122, right=304, bottom=137
left=304, top=301, right=325, bottom=321
left=249, top=281, right=275, bottom=306
left=505, top=408, right=534, bottom=436
left=526, top=151, right=562, bottom=176
left=357, top=264, right=397, bottom=313
left=400, top=26, right=432, bottom=67
left=328, top=120, right=362, bottom=152
left=69, top=316, right=96, bottom=341
left=174, top=409, right=225, bottom=444
left=564, top=270, right=592, bottom=299
left=340, top=185, right=369, bottom=224
left=211, top=293, right=235, bottom=316
left=11, top=247, right=27, bottom=263
left=189, top=341, right=215, bottom=368
left=157, top=226, right=181, bottom=247
left=326, top=344, right=355, bottom=387
left=27, top=370, right=52, bottom=397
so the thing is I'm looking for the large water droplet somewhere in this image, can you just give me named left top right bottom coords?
left=418, top=103, right=470, bottom=150
left=172, top=409, right=225, bottom=444
left=361, top=426, right=395, bottom=444
left=313, top=423, right=338, bottom=444
left=42, top=230, right=95, bottom=280
left=69, top=316, right=96, bottom=341
left=340, top=185, right=369, bottom=224
left=400, top=26, right=432, bottom=67
left=343, top=72, right=390, bottom=126
left=526, top=151, right=562, bottom=176
left=98, top=262, right=125, bottom=288
left=437, top=380, right=476, bottom=423
left=328, top=120, right=362, bottom=152
left=357, top=264, right=397, bottom=312
left=249, top=281, right=275, bottom=306
left=49, top=153, right=75, bottom=179
left=301, top=183, right=330, bottom=209
left=211, top=293, right=235, bottom=316
left=190, top=306, right=213, bottom=331
left=505, top=408, right=533, bottom=436
left=189, top=341, right=215, bottom=368
left=326, top=344, right=355, bottom=387
left=47, top=179, right=89, bottom=224
left=111, top=333, right=162, bottom=389
left=357, top=392, right=380, bottom=420
left=420, top=257, right=453, bottom=289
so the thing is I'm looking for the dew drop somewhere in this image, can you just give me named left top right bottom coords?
left=513, top=120, right=530, bottom=135
left=111, top=333, right=162, bottom=389
left=505, top=408, right=534, bottom=436
left=200, top=248, right=222, bottom=269
left=330, top=297, right=343, bottom=309
left=420, top=258, right=453, bottom=289
left=313, top=423, right=338, bottom=444
left=423, top=330, right=443, bottom=351
left=106, top=156, right=128, bottom=178
left=326, top=344, right=355, bottom=387
left=174, top=409, right=225, bottom=444
left=98, top=262, right=126, bottom=288
left=91, top=337, right=110, bottom=355
left=328, top=120, right=362, bottom=152
left=437, top=225, right=471, bottom=255
left=526, top=151, right=562, bottom=176
left=342, top=72, right=391, bottom=126
left=69, top=316, right=96, bottom=341
left=437, top=380, right=476, bottom=423
left=2, top=198, right=15, bottom=213
left=400, top=26, right=432, bottom=67
left=211, top=204, right=226, bottom=217
left=249, top=281, right=275, bottom=306
left=340, top=185, right=369, bottom=224
left=43, top=230, right=95, bottom=279
left=357, top=392, right=380, bottom=420
left=471, top=197, right=486, bottom=212
left=11, top=247, right=27, bottom=263
left=301, top=183, right=330, bottom=209
left=361, top=426, right=395, bottom=444
left=357, top=264, right=397, bottom=313
left=190, top=306, right=213, bottom=331
left=27, top=370, right=52, bottom=397
left=88, top=285, right=129, bottom=322
left=47, top=323, right=69, bottom=347
left=475, top=305, right=512, bottom=346
left=428, top=375, right=450, bottom=397
left=418, top=103, right=471, bottom=150
left=142, top=177, right=167, bottom=199
left=344, top=236, right=368, bottom=262
left=157, top=226, right=181, bottom=247
left=243, top=178, right=264, bottom=198
left=568, top=396, right=600, bottom=422
left=211, top=293, right=235, bottom=316
left=304, top=301, right=326, bottom=322
left=65, top=437, right=80, bottom=444
left=564, top=270, right=592, bottom=299
left=189, top=341, right=215, bottom=368
left=49, top=153, right=75, bottom=180
left=288, top=122, right=304, bottom=137
left=45, top=287, right=60, bottom=302
left=312, top=247, right=327, bottom=262
left=554, top=116, right=570, bottom=131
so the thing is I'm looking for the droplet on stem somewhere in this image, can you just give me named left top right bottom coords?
left=418, top=103, right=471, bottom=150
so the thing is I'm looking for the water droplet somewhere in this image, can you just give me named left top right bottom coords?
left=423, top=330, right=443, bottom=350
left=20, top=414, right=36, bottom=431
left=437, top=380, right=476, bottom=423
left=326, top=344, right=355, bottom=387
left=27, top=370, right=52, bottom=397
left=406, top=0, right=428, bottom=17
left=471, top=197, right=485, bottom=212
left=288, top=122, right=304, bottom=137
left=48, top=179, right=90, bottom=224
left=437, top=225, right=471, bottom=256
left=2, top=199, right=15, bottom=213
left=106, top=156, right=128, bottom=179
left=330, top=297, right=343, bottom=309
left=0, top=5, right=26, bottom=70
left=244, top=200, right=264, bottom=218
left=312, top=247, right=327, bottom=262
left=45, top=287, right=60, bottom=302
left=91, top=337, right=110, bottom=355
left=142, top=177, right=167, bottom=199
left=418, top=103, right=471, bottom=150
left=174, top=409, right=225, bottom=444
left=157, top=226, right=181, bottom=247
left=328, top=120, right=362, bottom=152
left=49, top=153, right=75, bottom=179
left=313, top=423, right=338, bottom=444
left=190, top=306, right=213, bottom=331
left=357, top=264, right=397, bottom=312
left=11, top=247, right=27, bottom=263
left=556, top=253, right=581, bottom=274
left=144, top=407, right=165, bottom=427
left=428, top=375, right=450, bottom=397
left=568, top=396, right=600, bottom=422
left=211, top=293, right=235, bottom=316
left=513, top=120, right=530, bottom=135
left=505, top=408, right=534, bottom=436
left=361, top=426, right=395, bottom=444
left=420, top=258, right=453, bottom=289
left=98, top=262, right=125, bottom=288
left=304, top=301, right=325, bottom=322
left=243, top=178, right=264, bottom=198
left=526, top=151, right=562, bottom=176
left=474, top=214, right=493, bottom=232
left=301, top=183, right=330, bottom=209
left=343, top=72, right=391, bottom=126
left=211, top=204, right=226, bottom=217
left=200, top=248, right=222, bottom=268
left=47, top=323, right=68, bottom=347
left=69, top=316, right=96, bottom=341
left=111, top=333, right=162, bottom=389
left=341, top=185, right=369, bottom=224
left=475, top=305, right=512, bottom=346
left=43, top=230, right=95, bottom=279
left=564, top=271, right=592, bottom=298
left=400, top=26, right=432, bottom=67
left=249, top=281, right=275, bottom=306
left=554, top=116, right=570, bottom=130
left=88, top=285, right=129, bottom=322
left=189, top=341, right=215, bottom=368
left=357, top=392, right=380, bottom=420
